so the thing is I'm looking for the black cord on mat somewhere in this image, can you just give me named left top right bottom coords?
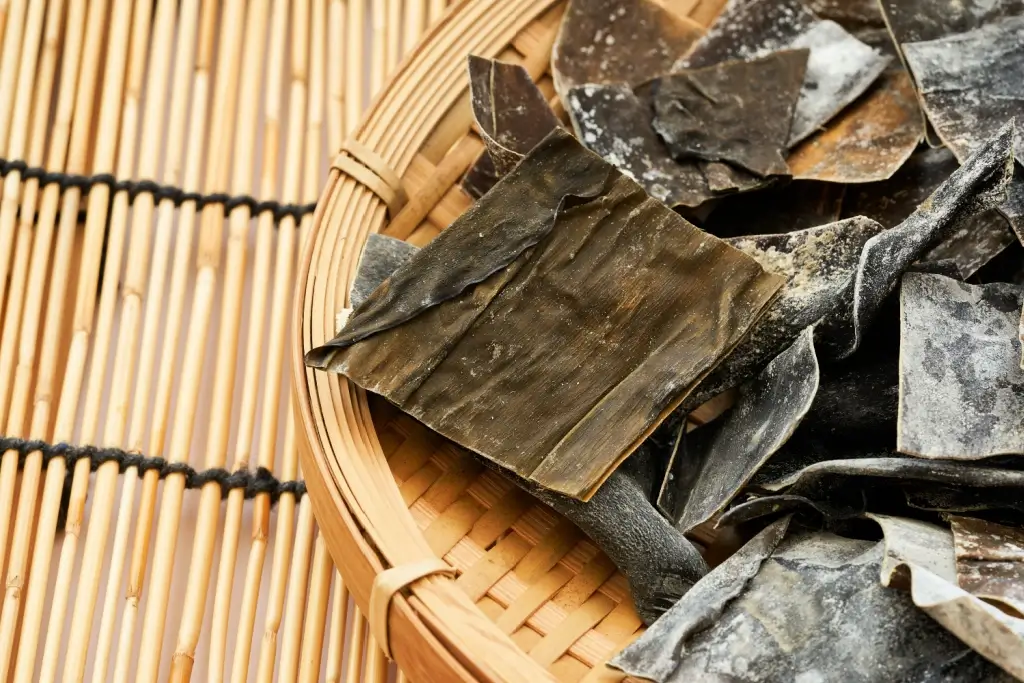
left=0, top=158, right=318, bottom=224
left=0, top=436, right=306, bottom=504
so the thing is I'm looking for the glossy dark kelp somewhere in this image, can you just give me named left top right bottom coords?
left=949, top=515, right=1024, bottom=616
left=462, top=56, right=562, bottom=198
left=307, top=129, right=785, bottom=500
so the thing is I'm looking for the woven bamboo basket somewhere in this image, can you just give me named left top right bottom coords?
left=0, top=0, right=454, bottom=681
left=294, top=0, right=730, bottom=682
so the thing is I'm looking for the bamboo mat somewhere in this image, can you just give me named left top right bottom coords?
left=0, top=0, right=447, bottom=681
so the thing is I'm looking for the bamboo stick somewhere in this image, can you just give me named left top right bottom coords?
left=272, top=494, right=317, bottom=682
left=371, top=0, right=387, bottom=96
left=297, top=534, right=334, bottom=683
left=387, top=0, right=402, bottom=74
left=134, top=0, right=249, bottom=678
left=205, top=0, right=291, bottom=680
left=343, top=611, right=368, bottom=683
left=0, top=0, right=49, bottom=438
left=0, top=0, right=30, bottom=313
left=1, top=0, right=107, bottom=679
left=325, top=573, right=350, bottom=683
left=365, top=636, right=390, bottom=683
left=107, top=2, right=208, bottom=680
left=0, top=0, right=53, bottom=590
left=428, top=0, right=446, bottom=26
left=166, top=0, right=271, bottom=679
left=58, top=1, right=160, bottom=678
left=327, top=0, right=346, bottom=143
left=403, top=0, right=425, bottom=57
left=345, top=0, right=364, bottom=133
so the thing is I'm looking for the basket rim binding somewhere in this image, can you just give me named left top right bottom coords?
left=291, top=1, right=570, bottom=682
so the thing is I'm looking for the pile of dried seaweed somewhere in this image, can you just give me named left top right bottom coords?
left=307, top=0, right=1024, bottom=678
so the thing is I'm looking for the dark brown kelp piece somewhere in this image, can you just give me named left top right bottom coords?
left=701, top=180, right=845, bottom=239
left=551, top=0, right=703, bottom=101
left=898, top=273, right=1024, bottom=460
left=871, top=514, right=1024, bottom=680
left=806, top=0, right=886, bottom=32
left=842, top=147, right=1016, bottom=279
left=463, top=56, right=562, bottom=197
left=650, top=50, right=808, bottom=176
left=678, top=0, right=891, bottom=146
left=817, top=123, right=1016, bottom=360
left=674, top=328, right=819, bottom=532
left=341, top=226, right=707, bottom=624
left=566, top=83, right=715, bottom=208
left=680, top=216, right=884, bottom=412
left=349, top=234, right=420, bottom=309
left=949, top=515, right=1024, bottom=616
left=612, top=526, right=1010, bottom=683
left=307, top=129, right=784, bottom=500
left=877, top=0, right=1024, bottom=64
left=786, top=68, right=923, bottom=183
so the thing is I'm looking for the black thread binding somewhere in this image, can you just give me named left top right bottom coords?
left=0, top=159, right=318, bottom=224
left=1, top=436, right=306, bottom=504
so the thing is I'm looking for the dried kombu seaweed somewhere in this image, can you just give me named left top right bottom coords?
left=566, top=83, right=716, bottom=208
left=902, top=19, right=1024, bottom=161
left=817, top=124, right=1016, bottom=359
left=462, top=56, right=562, bottom=198
left=342, top=225, right=707, bottom=625
left=612, top=525, right=1011, bottom=682
left=806, top=0, right=886, bottom=32
left=949, top=515, right=1024, bottom=615
left=650, top=50, right=808, bottom=176
left=680, top=217, right=884, bottom=412
left=308, top=129, right=785, bottom=500
left=552, top=0, right=703, bottom=100
left=842, top=147, right=1016, bottom=278
left=871, top=514, right=1024, bottom=680
left=673, top=328, right=819, bottom=532
left=786, top=68, right=923, bottom=183
left=349, top=234, right=420, bottom=309
left=700, top=180, right=845, bottom=239
left=898, top=273, right=1024, bottom=460
left=678, top=0, right=890, bottom=146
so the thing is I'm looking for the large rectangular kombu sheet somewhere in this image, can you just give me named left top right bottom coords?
left=307, top=130, right=784, bottom=500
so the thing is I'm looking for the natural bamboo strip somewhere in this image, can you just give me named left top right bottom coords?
left=58, top=0, right=160, bottom=678
left=402, top=0, right=425, bottom=57
left=328, top=0, right=346, bottom=142
left=86, top=1, right=180, bottom=680
left=398, top=670, right=411, bottom=683
left=108, top=2, right=208, bottom=680
left=371, top=0, right=387, bottom=97
left=134, top=0, right=249, bottom=678
left=345, top=0, right=365, bottom=134
left=365, top=636, right=390, bottom=683
left=386, top=0, right=402, bottom=74
left=325, top=573, right=351, bottom=683
left=3, top=0, right=110, bottom=678
left=167, top=1, right=272, bottom=679
left=37, top=1, right=136, bottom=679
left=298, top=534, right=334, bottom=683
left=428, top=0, right=445, bottom=25
left=275, top=495, right=317, bottom=682
left=343, top=611, right=369, bottom=683
left=0, top=0, right=51, bottom=576
left=0, top=0, right=29, bottom=312
left=206, top=1, right=293, bottom=681
left=0, top=0, right=75, bottom=675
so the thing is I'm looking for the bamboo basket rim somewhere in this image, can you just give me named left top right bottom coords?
left=293, top=1, right=572, bottom=681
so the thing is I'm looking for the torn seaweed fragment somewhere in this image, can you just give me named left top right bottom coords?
left=898, top=273, right=1024, bottom=460
left=307, top=129, right=784, bottom=500
left=949, top=515, right=1024, bottom=616
left=650, top=50, right=808, bottom=176
left=678, top=0, right=890, bottom=145
left=462, top=56, right=562, bottom=198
